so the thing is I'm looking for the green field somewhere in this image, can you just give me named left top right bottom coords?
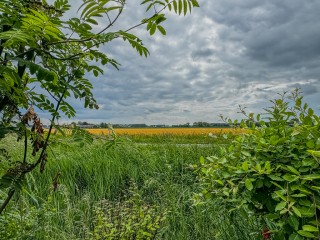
left=0, top=134, right=260, bottom=239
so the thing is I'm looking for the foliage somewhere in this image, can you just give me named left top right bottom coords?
left=0, top=134, right=260, bottom=239
left=90, top=184, right=167, bottom=240
left=0, top=0, right=199, bottom=212
left=0, top=187, right=86, bottom=240
left=196, top=89, right=320, bottom=239
left=0, top=182, right=167, bottom=240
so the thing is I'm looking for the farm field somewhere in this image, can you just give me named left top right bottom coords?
left=0, top=134, right=260, bottom=240
left=86, top=127, right=240, bottom=136
left=85, top=127, right=245, bottom=144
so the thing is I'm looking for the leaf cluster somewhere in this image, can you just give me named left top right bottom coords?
left=141, top=0, right=199, bottom=35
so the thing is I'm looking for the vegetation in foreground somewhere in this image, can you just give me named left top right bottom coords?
left=0, top=134, right=260, bottom=239
left=1, top=90, right=319, bottom=240
left=197, top=90, right=320, bottom=239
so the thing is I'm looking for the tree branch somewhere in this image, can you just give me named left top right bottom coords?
left=23, top=130, right=28, bottom=163
left=0, top=188, right=15, bottom=214
left=2, top=1, right=171, bottom=63
left=32, top=64, right=82, bottom=169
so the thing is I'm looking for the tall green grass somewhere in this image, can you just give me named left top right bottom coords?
left=121, top=133, right=232, bottom=144
left=0, top=136, right=260, bottom=239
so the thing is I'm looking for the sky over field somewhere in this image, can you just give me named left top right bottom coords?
left=61, top=0, right=320, bottom=125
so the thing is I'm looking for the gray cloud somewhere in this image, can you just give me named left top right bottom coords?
left=42, top=0, right=320, bottom=125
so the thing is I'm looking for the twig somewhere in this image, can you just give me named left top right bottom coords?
left=23, top=130, right=28, bottom=163
left=0, top=189, right=15, bottom=214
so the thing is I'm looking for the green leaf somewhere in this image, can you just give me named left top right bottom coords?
left=265, top=213, right=279, bottom=220
left=270, top=135, right=279, bottom=145
left=302, top=225, right=318, bottom=232
left=289, top=233, right=303, bottom=240
left=310, top=186, right=320, bottom=191
left=298, top=206, right=315, bottom=217
left=256, top=163, right=261, bottom=171
left=269, top=175, right=284, bottom=181
left=86, top=18, right=98, bottom=25
left=306, top=140, right=315, bottom=149
left=291, top=194, right=306, bottom=197
left=36, top=68, right=49, bottom=81
left=308, top=108, right=314, bottom=116
left=214, top=180, right=223, bottom=185
left=178, top=0, right=183, bottom=15
left=183, top=0, right=188, bottom=15
left=155, top=15, right=167, bottom=24
left=141, top=0, right=153, bottom=4
left=303, top=116, right=313, bottom=125
left=0, top=30, right=34, bottom=45
left=302, top=174, right=320, bottom=180
left=282, top=174, right=299, bottom=182
left=307, top=150, right=320, bottom=157
left=188, top=0, right=192, bottom=14
left=292, top=206, right=302, bottom=217
left=301, top=158, right=316, bottom=166
left=264, top=161, right=271, bottom=171
left=107, top=6, right=122, bottom=12
left=199, top=156, right=205, bottom=165
left=173, top=0, right=178, bottom=13
left=275, top=201, right=286, bottom=212
left=271, top=182, right=284, bottom=190
left=150, top=24, right=157, bottom=35
left=191, top=0, right=200, bottom=7
left=80, top=1, right=98, bottom=19
left=245, top=178, right=253, bottom=191
left=146, top=21, right=153, bottom=31
left=28, top=9, right=48, bottom=21
left=242, top=161, right=249, bottom=171
left=157, top=25, right=166, bottom=35
left=297, top=230, right=315, bottom=238
left=287, top=166, right=300, bottom=175
left=242, top=151, right=251, bottom=157
left=288, top=215, right=299, bottom=231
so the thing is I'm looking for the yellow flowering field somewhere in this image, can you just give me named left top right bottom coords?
left=86, top=128, right=243, bottom=136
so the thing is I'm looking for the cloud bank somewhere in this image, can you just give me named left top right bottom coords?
left=47, top=0, right=320, bottom=125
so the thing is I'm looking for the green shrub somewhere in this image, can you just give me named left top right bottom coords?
left=90, top=184, right=167, bottom=240
left=196, top=90, right=320, bottom=239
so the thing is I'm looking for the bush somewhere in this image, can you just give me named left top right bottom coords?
left=90, top=184, right=167, bottom=240
left=196, top=90, right=320, bottom=239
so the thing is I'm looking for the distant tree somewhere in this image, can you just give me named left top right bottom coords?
left=0, top=0, right=199, bottom=213
left=193, top=121, right=210, bottom=127
left=99, top=122, right=108, bottom=128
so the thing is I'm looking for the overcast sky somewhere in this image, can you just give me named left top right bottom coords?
left=56, top=0, right=320, bottom=125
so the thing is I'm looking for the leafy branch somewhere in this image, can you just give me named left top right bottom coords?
left=0, top=0, right=199, bottom=213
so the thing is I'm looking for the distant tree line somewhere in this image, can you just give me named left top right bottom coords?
left=172, top=122, right=230, bottom=128
left=75, top=121, right=230, bottom=128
